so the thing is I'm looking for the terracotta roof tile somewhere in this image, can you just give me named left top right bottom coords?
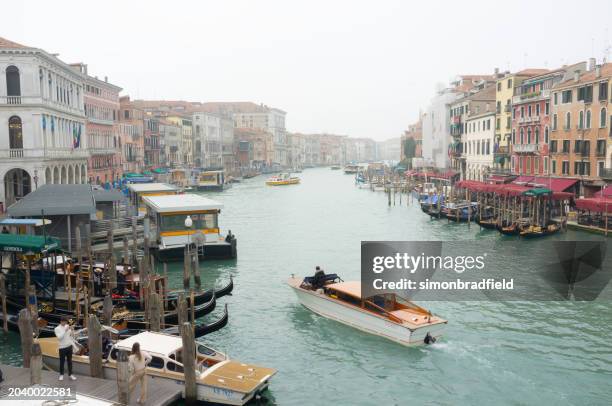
left=514, top=68, right=549, bottom=76
left=0, top=37, right=28, bottom=49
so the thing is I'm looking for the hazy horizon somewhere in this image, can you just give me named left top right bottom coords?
left=3, top=0, right=612, bottom=141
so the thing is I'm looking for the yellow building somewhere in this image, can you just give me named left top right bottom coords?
left=494, top=69, right=549, bottom=173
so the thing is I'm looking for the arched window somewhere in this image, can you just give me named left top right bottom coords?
left=601, top=108, right=607, bottom=128
left=520, top=128, right=524, bottom=144
left=6, top=65, right=20, bottom=97
left=544, top=126, right=549, bottom=144
left=512, top=129, right=516, bottom=144
left=578, top=111, right=584, bottom=129
left=586, top=110, right=591, bottom=129
left=565, top=112, right=571, bottom=130
left=535, top=127, right=539, bottom=144
left=8, top=116, right=23, bottom=149
left=527, top=128, right=532, bottom=144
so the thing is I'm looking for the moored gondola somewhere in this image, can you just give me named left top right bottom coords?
left=519, top=223, right=561, bottom=238
left=159, top=304, right=229, bottom=337
left=475, top=217, right=497, bottom=230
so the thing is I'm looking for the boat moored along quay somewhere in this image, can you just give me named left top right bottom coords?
left=142, top=194, right=237, bottom=260
left=39, top=331, right=277, bottom=405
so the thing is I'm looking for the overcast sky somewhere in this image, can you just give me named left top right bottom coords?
left=3, top=0, right=612, bottom=140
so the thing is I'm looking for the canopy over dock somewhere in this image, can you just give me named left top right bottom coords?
left=143, top=194, right=223, bottom=213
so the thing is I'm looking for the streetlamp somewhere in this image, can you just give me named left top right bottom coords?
left=185, top=215, right=193, bottom=254
left=33, top=169, right=38, bottom=189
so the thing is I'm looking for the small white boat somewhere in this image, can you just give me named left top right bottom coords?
left=39, top=331, right=276, bottom=405
left=287, top=273, right=446, bottom=346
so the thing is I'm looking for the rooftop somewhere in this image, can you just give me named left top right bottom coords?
left=0, top=36, right=28, bottom=49
left=143, top=194, right=223, bottom=213
left=115, top=332, right=182, bottom=357
left=127, top=183, right=178, bottom=193
left=554, top=63, right=612, bottom=87
left=7, top=184, right=123, bottom=217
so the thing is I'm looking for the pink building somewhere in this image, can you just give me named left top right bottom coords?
left=72, top=64, right=122, bottom=184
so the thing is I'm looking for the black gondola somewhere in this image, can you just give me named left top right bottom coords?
left=115, top=276, right=233, bottom=310
left=476, top=217, right=497, bottom=230
left=159, top=304, right=229, bottom=337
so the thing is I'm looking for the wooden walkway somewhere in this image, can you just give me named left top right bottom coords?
left=0, top=364, right=182, bottom=406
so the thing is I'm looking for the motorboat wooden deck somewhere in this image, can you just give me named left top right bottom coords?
left=288, top=274, right=446, bottom=346
left=39, top=331, right=276, bottom=405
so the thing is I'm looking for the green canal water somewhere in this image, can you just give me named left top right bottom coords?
left=1, top=167, right=611, bottom=405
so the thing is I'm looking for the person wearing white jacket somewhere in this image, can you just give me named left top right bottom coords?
left=54, top=317, right=76, bottom=381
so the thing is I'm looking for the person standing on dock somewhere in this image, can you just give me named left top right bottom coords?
left=54, top=317, right=76, bottom=381
left=93, top=267, right=103, bottom=297
left=129, top=342, right=151, bottom=404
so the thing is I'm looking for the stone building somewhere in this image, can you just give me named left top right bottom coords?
left=0, top=37, right=89, bottom=209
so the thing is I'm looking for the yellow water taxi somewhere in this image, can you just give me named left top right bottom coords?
left=265, top=173, right=300, bottom=186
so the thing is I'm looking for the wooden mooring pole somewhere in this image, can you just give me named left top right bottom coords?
left=149, top=292, right=161, bottom=332
left=88, top=314, right=104, bottom=378
left=18, top=308, right=33, bottom=368
left=103, top=294, right=113, bottom=326
left=30, top=339, right=42, bottom=384
left=0, top=274, right=7, bottom=333
left=116, top=350, right=130, bottom=405
left=180, top=322, right=197, bottom=405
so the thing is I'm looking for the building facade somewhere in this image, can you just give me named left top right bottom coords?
left=119, top=96, right=145, bottom=173
left=72, top=64, right=122, bottom=185
left=0, top=37, right=89, bottom=209
left=549, top=62, right=611, bottom=195
left=511, top=63, right=586, bottom=178
left=464, top=110, right=495, bottom=181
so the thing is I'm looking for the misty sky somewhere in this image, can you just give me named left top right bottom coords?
left=3, top=0, right=612, bottom=140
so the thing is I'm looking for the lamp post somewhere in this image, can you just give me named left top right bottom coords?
left=33, top=169, right=38, bottom=190
left=185, top=215, right=193, bottom=253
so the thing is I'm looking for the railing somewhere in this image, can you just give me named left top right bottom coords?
left=89, top=147, right=118, bottom=156
left=494, top=146, right=509, bottom=155
left=0, top=95, right=84, bottom=115
left=0, top=148, right=89, bottom=159
left=600, top=168, right=612, bottom=180
left=512, top=89, right=550, bottom=104
left=513, top=144, right=538, bottom=153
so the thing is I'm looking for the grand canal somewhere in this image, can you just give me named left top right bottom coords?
left=1, top=167, right=611, bottom=405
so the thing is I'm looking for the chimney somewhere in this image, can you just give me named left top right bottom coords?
left=588, top=57, right=596, bottom=71
left=574, top=70, right=580, bottom=82
left=595, top=65, right=601, bottom=78
left=494, top=67, right=499, bottom=76
left=104, top=76, right=108, bottom=83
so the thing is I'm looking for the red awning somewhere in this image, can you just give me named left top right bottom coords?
left=487, top=175, right=509, bottom=183
left=575, top=197, right=612, bottom=213
left=595, top=187, right=612, bottom=198
left=531, top=177, right=579, bottom=193
left=512, top=176, right=534, bottom=184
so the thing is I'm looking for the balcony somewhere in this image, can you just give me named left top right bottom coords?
left=513, top=144, right=539, bottom=153
left=0, top=95, right=85, bottom=116
left=512, top=89, right=550, bottom=105
left=89, top=147, right=118, bottom=156
left=600, top=168, right=612, bottom=180
left=518, top=116, right=541, bottom=124
left=494, top=145, right=509, bottom=155
left=0, top=148, right=89, bottom=160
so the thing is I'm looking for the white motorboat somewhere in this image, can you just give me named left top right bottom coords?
left=39, top=331, right=276, bottom=405
left=287, top=273, right=446, bottom=346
